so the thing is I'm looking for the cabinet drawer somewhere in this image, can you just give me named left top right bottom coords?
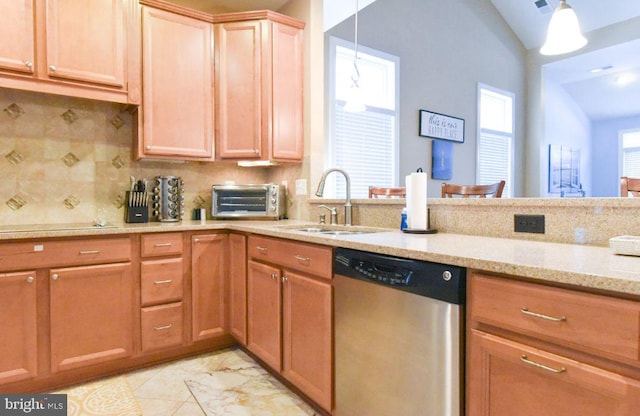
left=0, top=237, right=131, bottom=272
left=470, top=273, right=640, bottom=362
left=141, top=258, right=184, bottom=307
left=248, top=236, right=332, bottom=280
left=141, top=302, right=184, bottom=352
left=468, top=330, right=640, bottom=416
left=141, top=233, right=183, bottom=257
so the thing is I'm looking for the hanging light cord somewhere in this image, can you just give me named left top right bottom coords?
left=351, top=0, right=360, bottom=87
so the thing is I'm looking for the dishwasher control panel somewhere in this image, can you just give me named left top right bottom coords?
left=354, top=261, right=413, bottom=286
left=334, top=248, right=466, bottom=304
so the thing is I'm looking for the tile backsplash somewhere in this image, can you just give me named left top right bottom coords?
left=0, top=88, right=269, bottom=225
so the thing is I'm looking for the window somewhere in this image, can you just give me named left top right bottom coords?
left=327, top=36, right=399, bottom=199
left=621, top=130, right=640, bottom=181
left=477, top=84, right=514, bottom=197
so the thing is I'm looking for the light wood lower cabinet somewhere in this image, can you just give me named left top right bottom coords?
left=191, top=233, right=228, bottom=342
left=229, top=233, right=247, bottom=345
left=247, top=260, right=282, bottom=370
left=467, top=272, right=640, bottom=416
left=247, top=236, right=333, bottom=412
left=282, top=270, right=332, bottom=411
left=49, top=262, right=133, bottom=373
left=0, top=271, right=37, bottom=384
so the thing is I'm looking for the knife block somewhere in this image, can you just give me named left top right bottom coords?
left=125, top=191, right=149, bottom=223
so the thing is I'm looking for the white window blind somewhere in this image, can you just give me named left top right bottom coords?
left=328, top=37, right=399, bottom=199
left=477, top=84, right=514, bottom=197
left=622, top=130, right=640, bottom=179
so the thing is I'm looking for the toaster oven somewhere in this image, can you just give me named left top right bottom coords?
left=211, top=184, right=286, bottom=219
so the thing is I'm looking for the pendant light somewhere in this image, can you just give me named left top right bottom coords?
left=540, top=0, right=587, bottom=56
left=344, top=0, right=366, bottom=112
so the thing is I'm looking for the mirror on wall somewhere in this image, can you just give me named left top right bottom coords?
left=324, top=0, right=640, bottom=198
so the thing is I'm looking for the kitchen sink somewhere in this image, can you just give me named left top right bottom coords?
left=284, top=225, right=384, bottom=235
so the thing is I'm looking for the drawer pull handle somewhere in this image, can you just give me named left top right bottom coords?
left=154, top=324, right=173, bottom=331
left=294, top=255, right=310, bottom=263
left=79, top=250, right=100, bottom=255
left=154, top=242, right=172, bottom=247
left=521, top=308, right=566, bottom=322
left=154, top=279, right=173, bottom=285
left=256, top=246, right=268, bottom=253
left=520, top=355, right=566, bottom=374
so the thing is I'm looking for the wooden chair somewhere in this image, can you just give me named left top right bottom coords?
left=369, top=186, right=406, bottom=198
left=620, top=176, right=640, bottom=197
left=441, top=180, right=505, bottom=198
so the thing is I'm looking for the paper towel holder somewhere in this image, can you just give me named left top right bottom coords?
left=402, top=208, right=438, bottom=234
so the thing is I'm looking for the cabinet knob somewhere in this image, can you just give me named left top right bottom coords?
left=254, top=149, right=259, bottom=155
left=51, top=274, right=59, bottom=281
left=146, top=145, right=152, bottom=150
left=49, top=65, right=56, bottom=72
left=26, top=276, right=34, bottom=283
left=194, top=238, right=200, bottom=243
left=271, top=273, right=278, bottom=280
left=281, top=275, right=288, bottom=283
left=24, top=60, right=33, bottom=68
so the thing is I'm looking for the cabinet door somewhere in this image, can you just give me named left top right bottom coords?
left=215, top=20, right=263, bottom=159
left=229, top=234, right=247, bottom=345
left=468, top=330, right=640, bottom=416
left=191, top=234, right=227, bottom=342
left=270, top=21, right=303, bottom=161
left=45, top=0, right=125, bottom=87
left=0, top=271, right=37, bottom=384
left=50, top=263, right=133, bottom=373
left=247, top=260, right=281, bottom=371
left=0, top=0, right=35, bottom=74
left=282, top=270, right=333, bottom=411
left=141, top=7, right=214, bottom=159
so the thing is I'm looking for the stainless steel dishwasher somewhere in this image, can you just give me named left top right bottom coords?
left=334, top=248, right=466, bottom=416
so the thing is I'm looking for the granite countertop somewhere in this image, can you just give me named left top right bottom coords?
left=1, top=220, right=639, bottom=297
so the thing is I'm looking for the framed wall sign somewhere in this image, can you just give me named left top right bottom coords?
left=419, top=110, right=465, bottom=143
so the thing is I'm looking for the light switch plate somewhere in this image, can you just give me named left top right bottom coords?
left=295, top=179, right=307, bottom=196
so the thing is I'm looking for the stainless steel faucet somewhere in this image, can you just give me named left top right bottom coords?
left=315, top=168, right=352, bottom=226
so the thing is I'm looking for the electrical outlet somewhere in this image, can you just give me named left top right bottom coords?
left=514, top=214, right=545, bottom=234
left=295, top=179, right=307, bottom=196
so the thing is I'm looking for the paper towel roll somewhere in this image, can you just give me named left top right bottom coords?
left=406, top=170, right=427, bottom=230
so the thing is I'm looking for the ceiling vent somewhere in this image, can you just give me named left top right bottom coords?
left=534, top=0, right=556, bottom=15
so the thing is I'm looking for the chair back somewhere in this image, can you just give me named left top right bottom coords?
left=441, top=180, right=505, bottom=198
left=369, top=186, right=406, bottom=198
left=621, top=176, right=640, bottom=197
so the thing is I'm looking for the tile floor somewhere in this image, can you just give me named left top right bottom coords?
left=65, top=347, right=317, bottom=416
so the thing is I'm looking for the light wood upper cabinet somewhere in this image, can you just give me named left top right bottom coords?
left=138, top=5, right=214, bottom=160
left=0, top=1, right=35, bottom=74
left=215, top=13, right=304, bottom=163
left=0, top=0, right=139, bottom=104
left=0, top=271, right=37, bottom=385
left=45, top=0, right=125, bottom=87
